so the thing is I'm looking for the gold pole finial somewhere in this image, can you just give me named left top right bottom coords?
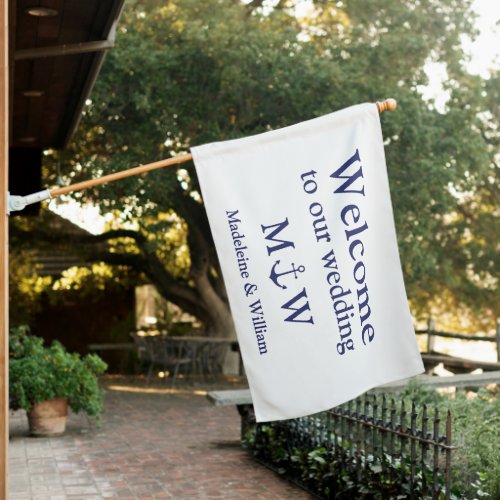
left=376, top=98, right=397, bottom=113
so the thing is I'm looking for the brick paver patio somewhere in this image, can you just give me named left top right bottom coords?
left=9, top=378, right=311, bottom=499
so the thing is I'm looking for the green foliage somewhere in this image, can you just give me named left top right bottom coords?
left=400, top=378, right=446, bottom=406
left=390, top=382, right=499, bottom=498
left=401, top=382, right=500, bottom=498
left=245, top=386, right=499, bottom=498
left=8, top=248, right=52, bottom=326
left=44, top=0, right=498, bottom=328
left=444, top=390, right=500, bottom=499
left=9, top=326, right=108, bottom=417
left=247, top=421, right=447, bottom=498
left=400, top=381, right=500, bottom=498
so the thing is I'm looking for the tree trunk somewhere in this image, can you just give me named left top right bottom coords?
left=193, top=271, right=236, bottom=338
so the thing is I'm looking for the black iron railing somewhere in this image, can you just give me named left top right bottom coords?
left=246, top=394, right=453, bottom=499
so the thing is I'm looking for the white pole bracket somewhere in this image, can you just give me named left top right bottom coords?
left=7, top=189, right=52, bottom=215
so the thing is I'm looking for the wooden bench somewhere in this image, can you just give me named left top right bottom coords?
left=208, top=389, right=252, bottom=407
left=207, top=371, right=500, bottom=432
left=207, top=389, right=254, bottom=439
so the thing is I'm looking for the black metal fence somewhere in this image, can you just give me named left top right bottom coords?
left=247, top=394, right=453, bottom=499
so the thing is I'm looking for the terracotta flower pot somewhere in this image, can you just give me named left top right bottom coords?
left=27, top=397, right=69, bottom=436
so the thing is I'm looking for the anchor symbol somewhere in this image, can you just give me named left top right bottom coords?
left=269, top=260, right=306, bottom=289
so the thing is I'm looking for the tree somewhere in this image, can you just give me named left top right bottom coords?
left=38, top=0, right=497, bottom=334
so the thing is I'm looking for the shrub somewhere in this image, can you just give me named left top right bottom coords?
left=9, top=326, right=108, bottom=417
left=401, top=381, right=499, bottom=498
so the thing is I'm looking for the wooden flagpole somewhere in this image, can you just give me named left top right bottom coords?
left=50, top=99, right=397, bottom=199
left=51, top=154, right=193, bottom=197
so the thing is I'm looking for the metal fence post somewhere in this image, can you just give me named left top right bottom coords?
left=445, top=410, right=452, bottom=499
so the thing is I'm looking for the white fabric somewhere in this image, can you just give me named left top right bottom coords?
left=192, top=103, right=424, bottom=422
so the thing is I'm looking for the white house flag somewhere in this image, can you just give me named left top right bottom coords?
left=191, top=103, right=424, bottom=422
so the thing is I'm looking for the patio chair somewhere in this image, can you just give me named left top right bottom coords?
left=160, top=337, right=193, bottom=386
left=202, top=342, right=228, bottom=380
left=131, top=333, right=192, bottom=386
left=130, top=332, right=154, bottom=376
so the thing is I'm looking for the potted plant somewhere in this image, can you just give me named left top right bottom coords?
left=9, top=326, right=107, bottom=436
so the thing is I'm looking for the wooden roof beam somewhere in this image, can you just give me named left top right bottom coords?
left=14, top=39, right=115, bottom=60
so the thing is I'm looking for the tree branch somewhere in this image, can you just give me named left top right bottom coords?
left=91, top=229, right=147, bottom=245
left=89, top=251, right=147, bottom=269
